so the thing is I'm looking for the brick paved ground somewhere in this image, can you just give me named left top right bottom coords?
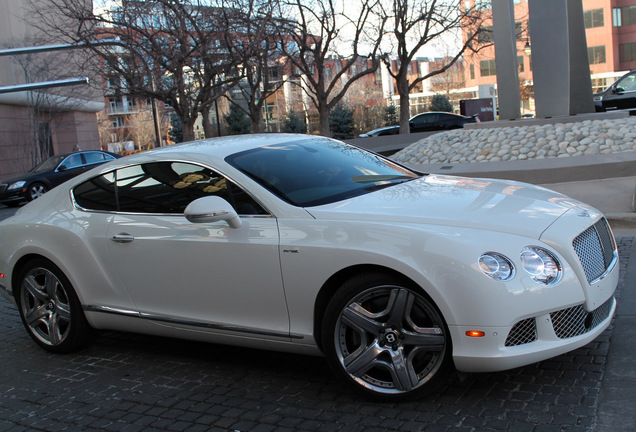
left=0, top=201, right=632, bottom=432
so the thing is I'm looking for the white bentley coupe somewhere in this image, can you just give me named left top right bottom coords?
left=0, top=134, right=618, bottom=400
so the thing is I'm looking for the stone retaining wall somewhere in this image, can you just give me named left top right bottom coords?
left=392, top=117, right=636, bottom=165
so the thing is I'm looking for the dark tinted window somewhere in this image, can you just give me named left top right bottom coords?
left=73, top=162, right=266, bottom=215
left=73, top=172, right=117, bottom=211
left=62, top=154, right=84, bottom=170
left=412, top=113, right=439, bottom=126
left=226, top=139, right=420, bottom=207
left=84, top=152, right=113, bottom=164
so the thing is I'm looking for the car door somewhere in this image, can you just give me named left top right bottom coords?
left=603, top=72, right=636, bottom=110
left=102, top=161, right=290, bottom=338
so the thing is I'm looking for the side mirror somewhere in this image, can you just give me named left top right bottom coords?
left=613, top=86, right=624, bottom=94
left=184, top=196, right=242, bottom=228
left=58, top=165, right=68, bottom=171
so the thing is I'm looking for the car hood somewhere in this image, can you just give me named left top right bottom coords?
left=305, top=174, right=599, bottom=239
left=0, top=172, right=34, bottom=185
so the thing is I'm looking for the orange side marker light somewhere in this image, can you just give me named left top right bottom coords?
left=466, top=330, right=486, bottom=338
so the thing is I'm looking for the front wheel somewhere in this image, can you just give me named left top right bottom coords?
left=27, top=183, right=48, bottom=200
left=322, top=273, right=451, bottom=400
left=15, top=259, right=92, bottom=353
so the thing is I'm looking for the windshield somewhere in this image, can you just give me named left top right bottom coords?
left=226, top=139, right=421, bottom=207
left=30, top=155, right=66, bottom=173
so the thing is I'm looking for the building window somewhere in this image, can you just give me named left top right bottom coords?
left=515, top=21, right=524, bottom=40
left=111, top=117, right=125, bottom=128
left=619, top=42, right=636, bottom=63
left=475, top=0, right=491, bottom=10
left=614, top=6, right=636, bottom=27
left=478, top=25, right=494, bottom=44
left=584, top=9, right=604, bottom=28
left=480, top=59, right=496, bottom=77
left=588, top=46, right=606, bottom=64
left=470, top=63, right=475, bottom=80
left=517, top=56, right=524, bottom=73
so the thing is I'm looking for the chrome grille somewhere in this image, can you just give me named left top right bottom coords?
left=505, top=318, right=537, bottom=346
left=550, top=296, right=614, bottom=339
left=572, top=218, right=616, bottom=283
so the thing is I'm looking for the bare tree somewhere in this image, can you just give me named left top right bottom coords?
left=30, top=0, right=242, bottom=142
left=218, top=0, right=288, bottom=133
left=379, top=0, right=486, bottom=133
left=127, top=105, right=168, bottom=150
left=275, top=0, right=385, bottom=136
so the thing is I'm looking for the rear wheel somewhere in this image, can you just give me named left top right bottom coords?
left=322, top=273, right=451, bottom=400
left=15, top=259, right=92, bottom=353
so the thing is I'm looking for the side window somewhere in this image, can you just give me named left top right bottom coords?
left=73, top=162, right=267, bottom=215
left=618, top=73, right=636, bottom=92
left=414, top=113, right=438, bottom=126
left=114, top=162, right=267, bottom=215
left=73, top=172, right=117, bottom=211
left=115, top=162, right=267, bottom=215
left=84, top=152, right=111, bottom=165
left=62, top=154, right=84, bottom=170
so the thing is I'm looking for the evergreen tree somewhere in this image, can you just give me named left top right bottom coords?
left=329, top=104, right=355, bottom=139
left=225, top=103, right=251, bottom=135
left=283, top=110, right=307, bottom=134
left=169, top=113, right=183, bottom=144
left=383, top=103, right=399, bottom=126
left=430, top=94, right=454, bottom=113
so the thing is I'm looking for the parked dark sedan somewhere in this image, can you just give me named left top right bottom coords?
left=360, top=112, right=477, bottom=137
left=594, top=70, right=636, bottom=112
left=0, top=150, right=121, bottom=206
left=409, top=112, right=478, bottom=132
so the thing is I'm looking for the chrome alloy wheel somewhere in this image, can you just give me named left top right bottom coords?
left=333, top=285, right=447, bottom=395
left=28, top=183, right=47, bottom=200
left=19, top=267, right=72, bottom=346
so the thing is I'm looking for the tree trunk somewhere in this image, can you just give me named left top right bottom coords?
left=251, top=115, right=263, bottom=134
left=318, top=105, right=331, bottom=137
left=397, top=77, right=411, bottom=134
left=201, top=106, right=215, bottom=138
left=181, top=118, right=196, bottom=142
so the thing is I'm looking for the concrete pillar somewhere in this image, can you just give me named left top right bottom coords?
left=528, top=0, right=595, bottom=117
left=492, top=0, right=521, bottom=120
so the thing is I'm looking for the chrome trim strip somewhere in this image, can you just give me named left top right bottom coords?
left=589, top=251, right=619, bottom=286
left=84, top=305, right=303, bottom=340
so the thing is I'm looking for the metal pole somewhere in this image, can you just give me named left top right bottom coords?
left=0, top=78, right=89, bottom=94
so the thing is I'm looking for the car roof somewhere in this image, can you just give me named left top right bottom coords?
left=109, top=134, right=335, bottom=166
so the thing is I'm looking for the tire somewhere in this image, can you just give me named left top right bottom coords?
left=322, top=273, right=451, bottom=400
left=27, top=183, right=48, bottom=201
left=15, top=259, right=92, bottom=353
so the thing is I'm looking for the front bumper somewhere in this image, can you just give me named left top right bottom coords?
left=0, top=187, right=26, bottom=205
left=451, top=294, right=616, bottom=372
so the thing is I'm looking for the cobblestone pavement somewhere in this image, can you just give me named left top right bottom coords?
left=0, top=202, right=632, bottom=432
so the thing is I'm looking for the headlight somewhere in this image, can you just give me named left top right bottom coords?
left=520, top=247, right=561, bottom=285
left=7, top=181, right=25, bottom=190
left=479, top=253, right=514, bottom=281
left=593, top=96, right=603, bottom=101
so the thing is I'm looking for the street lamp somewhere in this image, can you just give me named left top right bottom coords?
left=524, top=39, right=532, bottom=56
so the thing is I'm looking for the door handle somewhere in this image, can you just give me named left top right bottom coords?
left=111, top=233, right=134, bottom=243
